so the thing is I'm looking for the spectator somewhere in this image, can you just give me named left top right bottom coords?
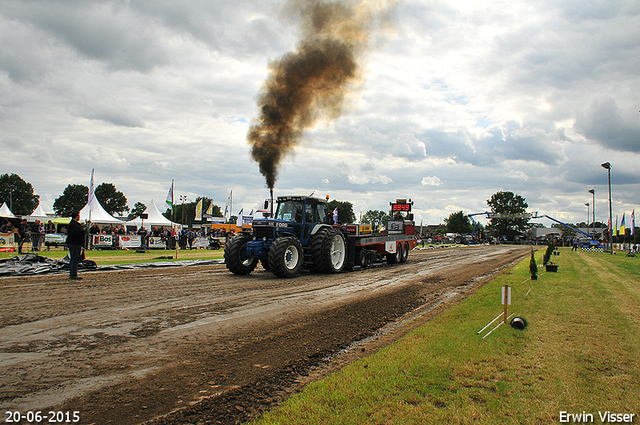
left=45, top=220, right=56, bottom=233
left=187, top=228, right=196, bottom=249
left=30, top=220, right=43, bottom=251
left=17, top=219, right=30, bottom=254
left=66, top=211, right=85, bottom=280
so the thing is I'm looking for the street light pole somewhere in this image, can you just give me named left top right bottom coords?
left=180, top=195, right=187, bottom=226
left=588, top=189, right=595, bottom=239
left=9, top=184, right=16, bottom=212
left=601, top=162, right=613, bottom=254
left=585, top=203, right=589, bottom=230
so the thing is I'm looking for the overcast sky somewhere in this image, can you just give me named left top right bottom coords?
left=2, top=0, right=639, bottom=226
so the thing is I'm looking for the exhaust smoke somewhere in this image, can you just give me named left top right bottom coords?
left=247, top=0, right=395, bottom=189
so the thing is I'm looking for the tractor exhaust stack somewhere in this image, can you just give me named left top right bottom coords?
left=270, top=188, right=274, bottom=218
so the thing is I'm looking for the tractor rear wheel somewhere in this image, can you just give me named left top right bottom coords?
left=309, top=227, right=330, bottom=273
left=320, top=229, right=346, bottom=274
left=269, top=237, right=303, bottom=278
left=224, top=234, right=258, bottom=275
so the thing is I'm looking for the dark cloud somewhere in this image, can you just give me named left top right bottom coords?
left=130, top=0, right=288, bottom=58
left=574, top=97, right=640, bottom=153
left=4, top=0, right=169, bottom=72
left=417, top=121, right=565, bottom=167
left=78, top=106, right=146, bottom=128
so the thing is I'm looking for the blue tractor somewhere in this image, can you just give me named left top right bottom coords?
left=224, top=195, right=347, bottom=278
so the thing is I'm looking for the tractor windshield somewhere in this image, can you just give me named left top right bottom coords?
left=275, top=201, right=303, bottom=222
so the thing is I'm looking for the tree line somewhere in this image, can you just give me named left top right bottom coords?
left=10, top=173, right=620, bottom=241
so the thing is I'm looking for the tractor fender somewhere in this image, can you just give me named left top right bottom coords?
left=310, top=223, right=333, bottom=236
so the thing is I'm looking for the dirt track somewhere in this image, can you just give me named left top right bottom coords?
left=0, top=245, right=529, bottom=425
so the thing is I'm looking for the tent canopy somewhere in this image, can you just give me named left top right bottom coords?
left=126, top=200, right=177, bottom=228
left=80, top=197, right=125, bottom=224
left=29, top=203, right=49, bottom=219
left=0, top=203, right=16, bottom=218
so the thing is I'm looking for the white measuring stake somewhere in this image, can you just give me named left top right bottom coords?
left=502, top=285, right=511, bottom=324
left=483, top=313, right=515, bottom=339
left=477, top=312, right=504, bottom=335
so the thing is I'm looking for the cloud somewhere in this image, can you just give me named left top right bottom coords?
left=1, top=0, right=639, bottom=225
left=421, top=176, right=442, bottom=186
left=5, top=1, right=170, bottom=73
left=573, top=97, right=640, bottom=153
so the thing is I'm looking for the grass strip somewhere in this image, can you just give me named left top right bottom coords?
left=253, top=248, right=640, bottom=424
left=0, top=248, right=223, bottom=265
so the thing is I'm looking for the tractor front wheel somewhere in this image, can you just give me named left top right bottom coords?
left=224, top=234, right=258, bottom=275
left=269, top=237, right=304, bottom=278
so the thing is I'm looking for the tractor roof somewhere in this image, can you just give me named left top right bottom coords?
left=276, top=195, right=327, bottom=204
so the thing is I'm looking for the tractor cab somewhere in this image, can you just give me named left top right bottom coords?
left=272, top=196, right=329, bottom=241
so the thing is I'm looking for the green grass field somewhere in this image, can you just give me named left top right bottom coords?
left=253, top=248, right=640, bottom=424
left=0, top=247, right=224, bottom=265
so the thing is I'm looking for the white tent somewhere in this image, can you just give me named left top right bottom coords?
left=0, top=203, right=15, bottom=218
left=29, top=203, right=49, bottom=219
left=80, top=197, right=124, bottom=224
left=126, top=200, right=177, bottom=229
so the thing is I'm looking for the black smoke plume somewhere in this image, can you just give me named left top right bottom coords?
left=247, top=0, right=394, bottom=189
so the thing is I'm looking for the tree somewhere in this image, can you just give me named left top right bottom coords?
left=327, top=200, right=355, bottom=224
left=444, top=211, right=473, bottom=234
left=128, top=202, right=147, bottom=220
left=53, top=184, right=88, bottom=217
left=0, top=173, right=39, bottom=216
left=552, top=222, right=576, bottom=239
left=487, top=191, right=529, bottom=241
left=361, top=210, right=390, bottom=226
left=95, top=183, right=129, bottom=216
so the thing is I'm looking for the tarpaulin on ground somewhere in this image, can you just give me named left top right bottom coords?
left=0, top=253, right=97, bottom=276
left=0, top=254, right=224, bottom=277
left=96, top=259, right=224, bottom=271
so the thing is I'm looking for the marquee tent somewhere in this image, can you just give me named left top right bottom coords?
left=0, top=203, right=15, bottom=218
left=126, top=200, right=178, bottom=229
left=80, top=197, right=125, bottom=224
left=29, top=203, right=49, bottom=219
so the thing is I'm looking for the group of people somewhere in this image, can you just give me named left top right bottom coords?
left=0, top=218, right=56, bottom=254
left=177, top=227, right=235, bottom=249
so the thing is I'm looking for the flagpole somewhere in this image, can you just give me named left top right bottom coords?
left=88, top=168, right=95, bottom=224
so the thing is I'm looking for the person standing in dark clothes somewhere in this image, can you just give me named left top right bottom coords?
left=17, top=219, right=30, bottom=254
left=66, top=211, right=85, bottom=280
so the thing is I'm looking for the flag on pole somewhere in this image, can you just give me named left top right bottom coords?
left=195, top=199, right=203, bottom=221
left=88, top=168, right=95, bottom=210
left=165, top=180, right=174, bottom=210
left=224, top=190, right=232, bottom=218
left=632, top=210, right=636, bottom=236
left=236, top=208, right=243, bottom=227
left=205, top=201, right=213, bottom=216
left=615, top=215, right=618, bottom=236
left=333, top=207, right=338, bottom=224
left=620, top=212, right=626, bottom=236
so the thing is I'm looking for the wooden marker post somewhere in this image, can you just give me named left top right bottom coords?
left=501, top=284, right=511, bottom=324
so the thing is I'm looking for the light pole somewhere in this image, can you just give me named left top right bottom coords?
left=9, top=184, right=16, bottom=212
left=585, top=203, right=589, bottom=230
left=180, top=195, right=187, bottom=226
left=588, top=189, right=595, bottom=238
left=601, top=162, right=613, bottom=254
